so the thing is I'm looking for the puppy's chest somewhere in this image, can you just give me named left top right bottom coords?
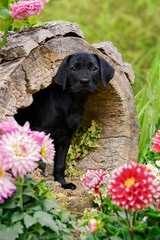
left=55, top=92, right=86, bottom=133
left=66, top=110, right=83, bottom=132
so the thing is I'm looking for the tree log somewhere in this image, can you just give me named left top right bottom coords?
left=0, top=22, right=139, bottom=212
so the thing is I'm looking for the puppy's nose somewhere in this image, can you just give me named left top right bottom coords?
left=80, top=78, right=89, bottom=85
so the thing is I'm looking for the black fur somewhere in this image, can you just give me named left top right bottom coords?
left=15, top=52, right=115, bottom=190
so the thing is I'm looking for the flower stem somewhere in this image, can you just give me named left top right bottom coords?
left=125, top=210, right=132, bottom=240
left=125, top=210, right=131, bottom=228
left=99, top=191, right=104, bottom=213
left=17, top=175, right=24, bottom=212
left=99, top=190, right=111, bottom=237
left=125, top=210, right=136, bottom=240
left=132, top=211, right=136, bottom=226
left=103, top=226, right=111, bottom=237
left=130, top=211, right=136, bottom=240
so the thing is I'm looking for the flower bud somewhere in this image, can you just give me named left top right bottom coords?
left=88, top=219, right=98, bottom=233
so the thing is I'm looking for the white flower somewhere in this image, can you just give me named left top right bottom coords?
left=156, top=160, right=160, bottom=167
left=0, top=131, right=41, bottom=178
left=146, top=162, right=160, bottom=182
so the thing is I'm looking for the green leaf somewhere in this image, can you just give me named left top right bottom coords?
left=134, top=222, right=147, bottom=235
left=85, top=230, right=96, bottom=240
left=148, top=226, right=160, bottom=239
left=24, top=203, right=42, bottom=212
left=11, top=212, right=24, bottom=224
left=0, top=209, right=2, bottom=217
left=0, top=8, right=10, bottom=20
left=43, top=199, right=62, bottom=211
left=154, top=155, right=160, bottom=160
left=34, top=211, right=59, bottom=234
left=24, top=214, right=37, bottom=228
left=134, top=235, right=144, bottom=240
left=66, top=120, right=101, bottom=174
left=32, top=223, right=45, bottom=235
left=59, top=211, right=70, bottom=222
left=12, top=19, right=25, bottom=29
left=55, top=219, right=71, bottom=233
left=110, top=237, right=123, bottom=240
left=0, top=222, right=23, bottom=240
left=28, top=15, right=38, bottom=26
left=147, top=212, right=160, bottom=219
left=0, top=26, right=8, bottom=48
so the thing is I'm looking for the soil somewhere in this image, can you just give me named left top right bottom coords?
left=33, top=168, right=97, bottom=215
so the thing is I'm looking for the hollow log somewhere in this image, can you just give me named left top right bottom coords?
left=0, top=22, right=139, bottom=212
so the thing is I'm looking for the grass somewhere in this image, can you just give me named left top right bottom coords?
left=135, top=50, right=160, bottom=163
left=39, top=0, right=160, bottom=93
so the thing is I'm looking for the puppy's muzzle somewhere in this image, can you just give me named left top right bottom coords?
left=80, top=78, right=89, bottom=86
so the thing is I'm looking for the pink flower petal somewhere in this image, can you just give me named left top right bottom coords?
left=0, top=168, right=16, bottom=204
left=9, top=0, right=44, bottom=20
left=0, top=131, right=41, bottom=178
left=81, top=169, right=108, bottom=193
left=152, top=130, right=160, bottom=153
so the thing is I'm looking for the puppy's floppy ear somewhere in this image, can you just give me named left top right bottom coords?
left=54, top=55, right=70, bottom=91
left=94, top=54, right=115, bottom=88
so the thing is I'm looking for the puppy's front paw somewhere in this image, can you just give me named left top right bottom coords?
left=62, top=183, right=76, bottom=190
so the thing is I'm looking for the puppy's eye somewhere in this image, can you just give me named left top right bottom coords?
left=91, top=66, right=97, bottom=71
left=71, top=67, right=77, bottom=71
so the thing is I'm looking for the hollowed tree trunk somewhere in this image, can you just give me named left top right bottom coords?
left=0, top=22, right=139, bottom=212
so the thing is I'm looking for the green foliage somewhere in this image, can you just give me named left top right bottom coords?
left=135, top=50, right=160, bottom=163
left=65, top=120, right=102, bottom=175
left=81, top=199, right=160, bottom=240
left=36, top=179, right=55, bottom=200
left=0, top=1, right=9, bottom=8
left=0, top=8, right=10, bottom=20
left=0, top=175, right=82, bottom=240
left=143, top=149, right=160, bottom=168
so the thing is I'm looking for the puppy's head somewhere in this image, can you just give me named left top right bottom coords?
left=54, top=52, right=115, bottom=93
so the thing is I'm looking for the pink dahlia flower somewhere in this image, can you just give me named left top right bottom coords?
left=0, top=151, right=11, bottom=171
left=10, top=0, right=44, bottom=20
left=109, top=162, right=158, bottom=211
left=0, top=166, right=16, bottom=204
left=81, top=169, right=108, bottom=194
left=29, top=131, right=55, bottom=164
left=0, top=118, right=30, bottom=137
left=152, top=130, right=160, bottom=153
left=0, top=131, right=41, bottom=178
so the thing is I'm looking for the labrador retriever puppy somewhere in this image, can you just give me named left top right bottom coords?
left=15, top=52, right=115, bottom=190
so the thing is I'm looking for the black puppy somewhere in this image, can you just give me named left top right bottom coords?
left=15, top=52, right=115, bottom=190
